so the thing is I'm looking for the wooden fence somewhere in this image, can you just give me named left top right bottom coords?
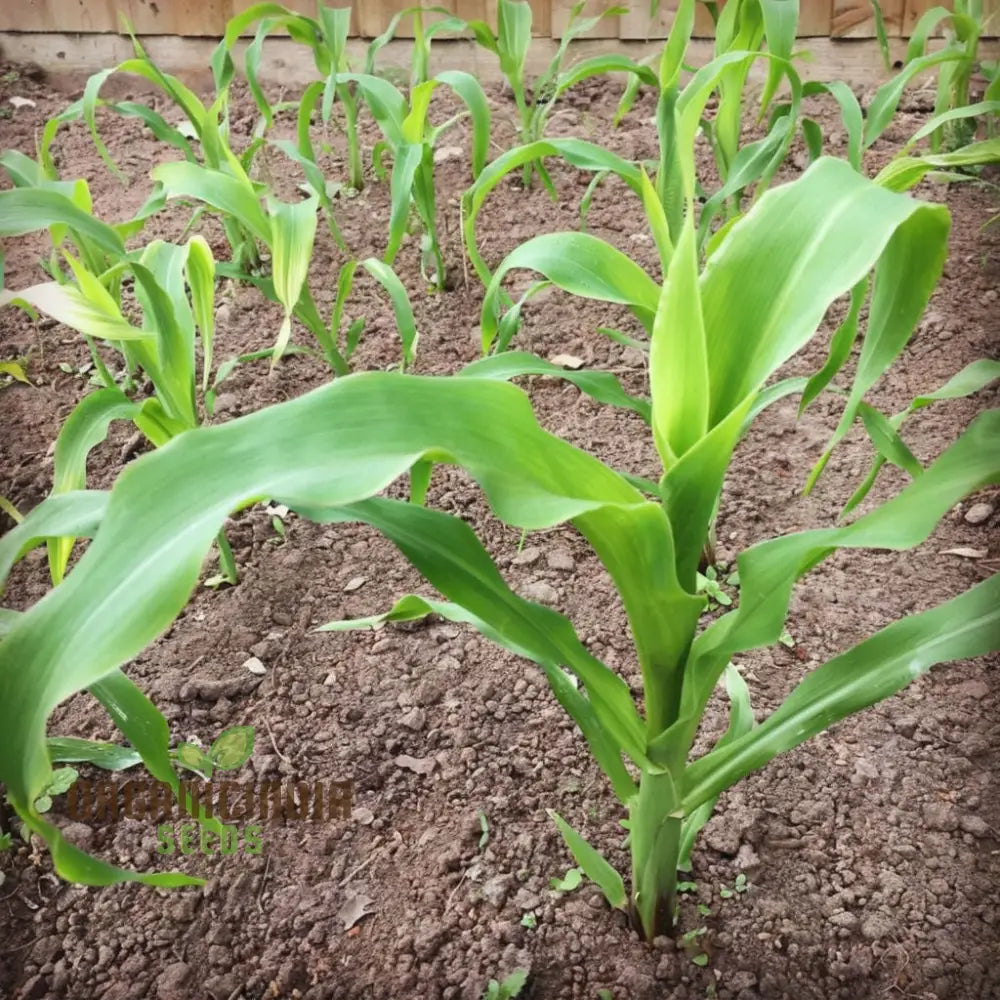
left=2, top=0, right=997, bottom=40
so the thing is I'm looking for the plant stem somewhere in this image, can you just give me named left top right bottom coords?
left=216, top=529, right=238, bottom=585
left=630, top=769, right=683, bottom=940
left=343, top=90, right=364, bottom=192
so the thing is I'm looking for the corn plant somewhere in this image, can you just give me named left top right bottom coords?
left=0, top=232, right=244, bottom=585
left=463, top=1, right=801, bottom=303
left=2, top=157, right=998, bottom=947
left=474, top=0, right=634, bottom=189
left=364, top=5, right=478, bottom=88
left=884, top=0, right=994, bottom=151
left=613, top=0, right=800, bottom=218
left=213, top=2, right=366, bottom=195
left=336, top=70, right=490, bottom=289
left=0, top=152, right=137, bottom=287
left=38, top=29, right=271, bottom=271
left=366, top=0, right=648, bottom=194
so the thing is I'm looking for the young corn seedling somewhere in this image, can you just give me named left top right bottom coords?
left=889, top=0, right=992, bottom=151
left=614, top=0, right=801, bottom=228
left=39, top=28, right=267, bottom=272
left=0, top=234, right=239, bottom=585
left=337, top=69, right=491, bottom=289
left=213, top=2, right=365, bottom=197
left=1, top=155, right=997, bottom=949
left=463, top=0, right=802, bottom=306
left=364, top=5, right=476, bottom=89
left=0, top=152, right=137, bottom=288
left=470, top=0, right=632, bottom=189
left=140, top=157, right=419, bottom=372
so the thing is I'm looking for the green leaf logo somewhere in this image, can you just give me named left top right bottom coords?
left=175, top=742, right=214, bottom=778
left=209, top=726, right=255, bottom=770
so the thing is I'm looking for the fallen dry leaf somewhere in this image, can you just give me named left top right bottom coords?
left=548, top=353, right=585, bottom=370
left=432, top=145, right=463, bottom=164
left=941, top=547, right=988, bottom=559
left=9, top=96, right=36, bottom=109
left=395, top=754, right=436, bottom=775
left=337, top=893, right=375, bottom=931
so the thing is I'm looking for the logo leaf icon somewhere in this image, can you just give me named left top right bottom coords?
left=209, top=726, right=255, bottom=770
left=175, top=742, right=214, bottom=778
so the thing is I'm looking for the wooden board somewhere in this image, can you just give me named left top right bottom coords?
left=0, top=0, right=119, bottom=33
left=123, top=0, right=232, bottom=35
left=550, top=0, right=621, bottom=39
left=621, top=1, right=831, bottom=43
left=902, top=0, right=950, bottom=37
left=799, top=0, right=833, bottom=35
left=0, top=0, right=994, bottom=38
left=832, top=0, right=904, bottom=38
left=454, top=0, right=500, bottom=31
left=618, top=0, right=676, bottom=40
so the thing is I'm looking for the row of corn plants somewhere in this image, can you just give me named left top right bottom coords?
left=1, top=0, right=998, bottom=949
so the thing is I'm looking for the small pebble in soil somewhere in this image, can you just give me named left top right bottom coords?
left=963, top=502, right=994, bottom=525
left=513, top=546, right=541, bottom=566
left=545, top=547, right=576, bottom=572
left=242, top=656, right=266, bottom=675
left=521, top=580, right=559, bottom=605
left=344, top=575, right=367, bottom=592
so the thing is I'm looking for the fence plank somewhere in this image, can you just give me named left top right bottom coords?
left=799, top=0, right=833, bottom=34
left=121, top=0, right=231, bottom=34
left=832, top=0, right=903, bottom=37
left=455, top=0, right=499, bottom=30
left=0, top=0, right=116, bottom=32
left=0, top=0, right=994, bottom=39
left=903, top=0, right=951, bottom=36
left=619, top=0, right=675, bottom=40
left=551, top=0, right=621, bottom=39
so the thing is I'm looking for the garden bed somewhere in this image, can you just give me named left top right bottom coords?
left=1, top=60, right=998, bottom=1000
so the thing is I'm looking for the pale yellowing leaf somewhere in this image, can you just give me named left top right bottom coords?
left=0, top=285, right=149, bottom=342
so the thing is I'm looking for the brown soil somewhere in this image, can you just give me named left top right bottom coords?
left=1, top=59, right=999, bottom=1000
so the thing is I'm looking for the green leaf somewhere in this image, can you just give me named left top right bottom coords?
left=47, top=388, right=143, bottom=583
left=44, top=766, right=79, bottom=796
left=185, top=236, right=216, bottom=392
left=0, top=188, right=125, bottom=257
left=209, top=725, right=255, bottom=770
left=267, top=195, right=318, bottom=364
left=175, top=742, right=213, bottom=778
left=0, top=490, right=108, bottom=591
left=0, top=360, right=31, bottom=384
left=481, top=233, right=660, bottom=352
left=650, top=215, right=708, bottom=467
left=461, top=351, right=651, bottom=423
left=152, top=161, right=271, bottom=245
left=548, top=809, right=627, bottom=909
left=705, top=158, right=949, bottom=426
left=46, top=737, right=142, bottom=771
left=360, top=259, right=418, bottom=369
left=551, top=866, right=584, bottom=892
left=1, top=283, right=149, bottom=343
left=685, top=571, right=1000, bottom=812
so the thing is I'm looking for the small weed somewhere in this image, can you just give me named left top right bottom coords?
left=520, top=911, right=537, bottom=929
left=550, top=866, right=584, bottom=893
left=476, top=810, right=490, bottom=850
left=719, top=873, right=750, bottom=899
left=696, top=564, right=739, bottom=609
left=482, top=968, right=528, bottom=1000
